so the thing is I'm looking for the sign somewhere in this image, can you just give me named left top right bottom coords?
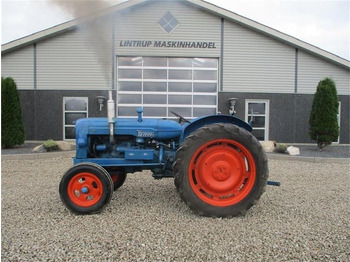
left=119, top=40, right=217, bottom=49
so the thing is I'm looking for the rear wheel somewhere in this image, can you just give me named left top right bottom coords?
left=59, top=163, right=113, bottom=214
left=174, top=123, right=268, bottom=217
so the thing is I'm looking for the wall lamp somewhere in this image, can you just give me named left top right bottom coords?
left=228, top=98, right=238, bottom=115
left=96, top=96, right=106, bottom=111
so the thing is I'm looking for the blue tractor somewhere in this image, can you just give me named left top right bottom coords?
left=59, top=98, right=269, bottom=218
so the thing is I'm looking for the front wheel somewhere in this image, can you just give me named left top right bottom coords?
left=110, top=172, right=127, bottom=191
left=174, top=123, right=268, bottom=217
left=59, top=163, right=114, bottom=214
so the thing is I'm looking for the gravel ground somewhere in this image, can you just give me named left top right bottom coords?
left=1, top=155, right=349, bottom=261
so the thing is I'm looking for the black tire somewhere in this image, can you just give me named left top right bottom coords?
left=109, top=172, right=127, bottom=191
left=174, top=123, right=269, bottom=218
left=59, top=163, right=114, bottom=215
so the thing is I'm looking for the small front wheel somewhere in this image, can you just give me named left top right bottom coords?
left=59, top=163, right=113, bottom=214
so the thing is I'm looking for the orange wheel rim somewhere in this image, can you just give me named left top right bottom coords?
left=189, top=139, right=256, bottom=207
left=67, top=172, right=103, bottom=207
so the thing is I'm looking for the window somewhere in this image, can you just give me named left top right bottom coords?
left=63, top=97, right=88, bottom=140
left=245, top=100, right=269, bottom=141
left=117, top=57, right=218, bottom=118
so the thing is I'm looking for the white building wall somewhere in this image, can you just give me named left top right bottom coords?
left=1, top=45, right=34, bottom=90
left=2, top=0, right=349, bottom=97
left=298, top=51, right=350, bottom=95
left=114, top=1, right=221, bottom=57
left=36, top=18, right=112, bottom=90
left=223, top=21, right=295, bottom=93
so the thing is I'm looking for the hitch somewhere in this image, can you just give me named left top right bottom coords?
left=267, top=180, right=281, bottom=186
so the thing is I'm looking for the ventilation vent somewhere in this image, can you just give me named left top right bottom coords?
left=158, top=11, right=179, bottom=34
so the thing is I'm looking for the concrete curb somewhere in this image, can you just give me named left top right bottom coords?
left=267, top=153, right=349, bottom=164
left=1, top=150, right=349, bottom=164
left=1, top=151, right=75, bottom=160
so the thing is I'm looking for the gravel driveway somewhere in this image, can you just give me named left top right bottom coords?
left=1, top=155, right=349, bottom=261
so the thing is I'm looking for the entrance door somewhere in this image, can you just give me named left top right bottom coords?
left=245, top=100, right=269, bottom=141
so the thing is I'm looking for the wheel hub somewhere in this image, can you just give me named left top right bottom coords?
left=211, top=161, right=230, bottom=181
left=81, top=186, right=89, bottom=194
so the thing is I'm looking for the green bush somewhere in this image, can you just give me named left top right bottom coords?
left=1, top=77, right=25, bottom=148
left=274, top=143, right=287, bottom=153
left=309, top=78, right=339, bottom=149
left=43, top=139, right=59, bottom=152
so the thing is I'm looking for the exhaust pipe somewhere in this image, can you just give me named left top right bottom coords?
left=107, top=90, right=115, bottom=144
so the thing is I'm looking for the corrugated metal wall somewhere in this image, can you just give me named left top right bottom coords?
left=114, top=1, right=221, bottom=57
left=223, top=21, right=295, bottom=93
left=1, top=45, right=34, bottom=90
left=298, top=51, right=350, bottom=95
left=3, top=1, right=349, bottom=97
left=36, top=17, right=112, bottom=90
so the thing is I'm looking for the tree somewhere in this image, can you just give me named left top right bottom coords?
left=1, top=77, right=25, bottom=148
left=309, top=78, right=339, bottom=149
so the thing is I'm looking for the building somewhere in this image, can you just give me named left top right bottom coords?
left=2, top=0, right=349, bottom=143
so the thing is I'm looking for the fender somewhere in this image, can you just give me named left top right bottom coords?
left=180, top=114, right=252, bottom=143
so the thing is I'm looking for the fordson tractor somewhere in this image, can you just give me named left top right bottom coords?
left=59, top=95, right=269, bottom=218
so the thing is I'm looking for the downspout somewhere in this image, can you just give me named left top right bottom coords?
left=33, top=43, right=38, bottom=140
left=220, top=18, right=224, bottom=92
left=293, top=48, right=299, bottom=143
left=109, top=15, right=116, bottom=144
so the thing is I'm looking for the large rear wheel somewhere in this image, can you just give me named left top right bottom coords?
left=174, top=123, right=268, bottom=217
left=59, top=163, right=113, bottom=214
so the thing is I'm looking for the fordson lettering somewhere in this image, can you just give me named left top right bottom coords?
left=137, top=131, right=155, bottom=137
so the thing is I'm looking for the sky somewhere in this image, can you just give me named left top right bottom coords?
left=1, top=0, right=349, bottom=60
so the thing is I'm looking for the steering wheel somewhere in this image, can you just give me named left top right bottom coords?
left=170, top=111, right=191, bottom=123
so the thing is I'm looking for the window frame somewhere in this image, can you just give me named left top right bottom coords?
left=63, top=97, right=88, bottom=140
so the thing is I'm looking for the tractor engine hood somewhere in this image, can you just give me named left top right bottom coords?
left=75, top=117, right=183, bottom=141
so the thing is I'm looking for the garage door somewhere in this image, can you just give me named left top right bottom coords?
left=117, top=57, right=218, bottom=118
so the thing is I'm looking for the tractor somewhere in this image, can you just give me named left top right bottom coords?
left=59, top=94, right=269, bottom=218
